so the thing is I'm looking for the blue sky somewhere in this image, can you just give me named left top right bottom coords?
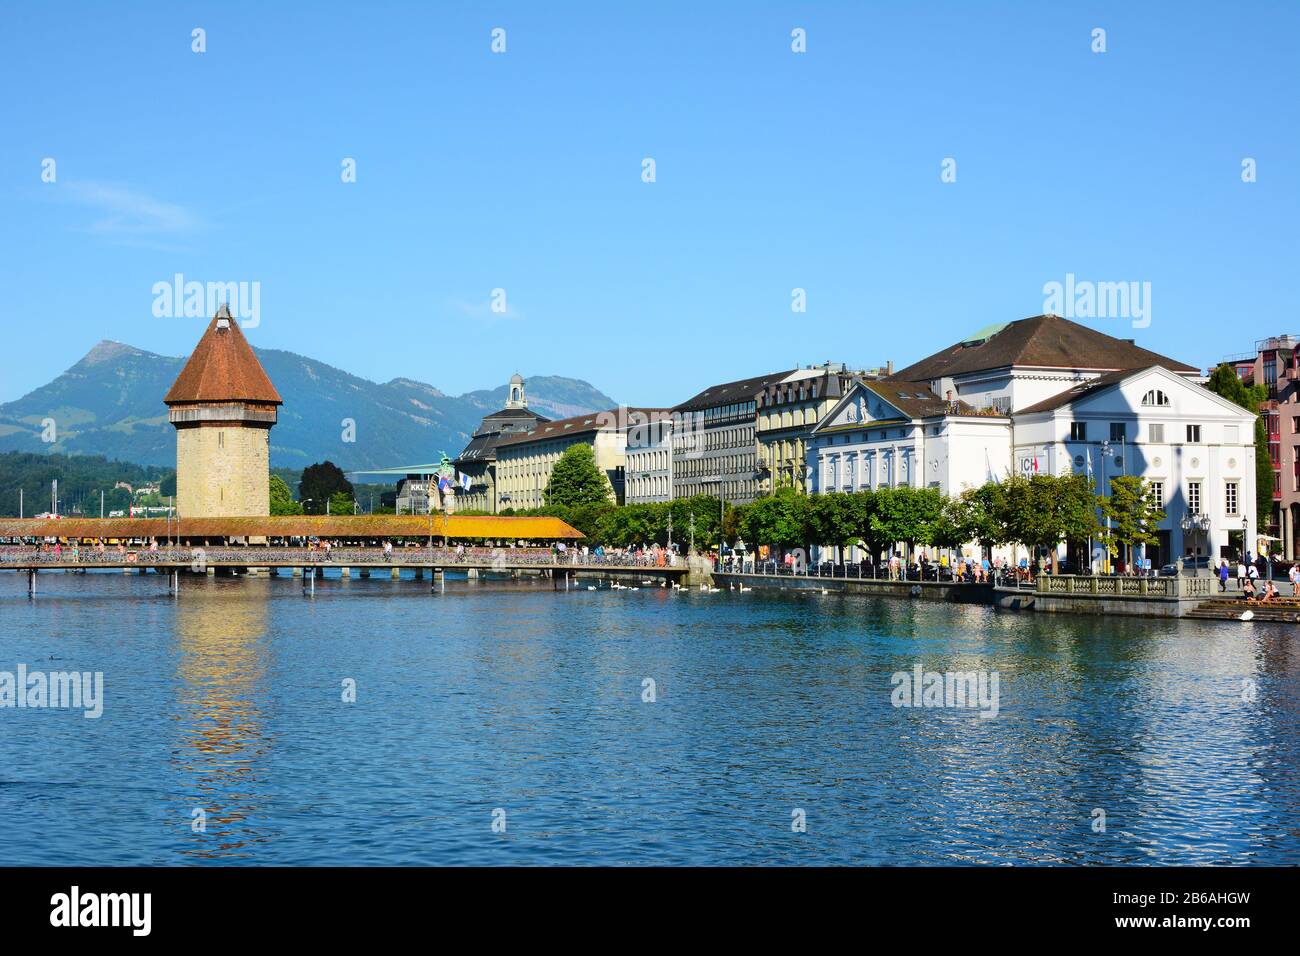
left=1, top=1, right=1296, bottom=406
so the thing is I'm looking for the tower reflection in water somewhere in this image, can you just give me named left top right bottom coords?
left=173, top=579, right=275, bottom=861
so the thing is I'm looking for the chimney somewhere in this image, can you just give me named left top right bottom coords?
left=886, top=359, right=893, bottom=376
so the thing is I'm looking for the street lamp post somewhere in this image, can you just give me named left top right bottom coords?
left=1099, top=440, right=1111, bottom=573
left=1242, top=516, right=1250, bottom=563
left=1180, top=511, right=1209, bottom=575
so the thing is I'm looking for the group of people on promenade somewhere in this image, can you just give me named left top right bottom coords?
left=1217, top=554, right=1295, bottom=603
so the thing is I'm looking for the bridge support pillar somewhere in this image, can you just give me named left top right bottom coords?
left=341, top=567, right=351, bottom=579
left=391, top=567, right=401, bottom=580
left=414, top=569, right=423, bottom=580
left=302, top=569, right=315, bottom=595
left=27, top=569, right=36, bottom=598
left=168, top=570, right=179, bottom=596
left=359, top=568, right=370, bottom=578
left=291, top=567, right=302, bottom=577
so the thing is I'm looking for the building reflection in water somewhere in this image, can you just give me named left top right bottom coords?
left=173, top=579, right=274, bottom=860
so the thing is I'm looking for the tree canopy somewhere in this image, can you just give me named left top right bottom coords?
left=1100, top=474, right=1165, bottom=566
left=269, top=473, right=303, bottom=515
left=999, top=473, right=1100, bottom=572
left=544, top=444, right=612, bottom=508
left=299, top=461, right=353, bottom=514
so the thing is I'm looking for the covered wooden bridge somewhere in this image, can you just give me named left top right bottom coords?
left=0, top=515, right=689, bottom=595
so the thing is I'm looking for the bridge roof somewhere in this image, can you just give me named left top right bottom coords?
left=0, top=514, right=583, bottom=540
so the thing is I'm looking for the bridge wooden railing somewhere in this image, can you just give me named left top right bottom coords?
left=0, top=546, right=685, bottom=573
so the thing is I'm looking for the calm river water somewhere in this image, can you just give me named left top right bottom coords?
left=1, top=570, right=1297, bottom=865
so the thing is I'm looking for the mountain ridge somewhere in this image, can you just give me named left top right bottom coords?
left=0, top=340, right=617, bottom=470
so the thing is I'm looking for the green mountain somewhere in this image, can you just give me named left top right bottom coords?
left=0, top=340, right=616, bottom=470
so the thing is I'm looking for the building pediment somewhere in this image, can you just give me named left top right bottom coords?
left=816, top=381, right=907, bottom=432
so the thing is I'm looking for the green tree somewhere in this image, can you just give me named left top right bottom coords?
left=962, top=483, right=1009, bottom=555
left=667, top=495, right=726, bottom=551
left=299, top=461, right=353, bottom=514
left=740, top=488, right=811, bottom=552
left=544, top=444, right=612, bottom=508
left=999, top=474, right=1100, bottom=573
left=328, top=490, right=355, bottom=515
left=928, top=495, right=969, bottom=554
left=269, top=473, right=303, bottom=515
left=0, top=451, right=171, bottom=518
left=1099, top=475, right=1166, bottom=568
left=870, top=486, right=943, bottom=563
left=722, top=501, right=748, bottom=547
left=808, top=493, right=863, bottom=562
left=1206, top=363, right=1272, bottom=533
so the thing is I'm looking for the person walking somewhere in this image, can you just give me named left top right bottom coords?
left=1236, top=559, right=1247, bottom=590
left=1219, top=559, right=1230, bottom=592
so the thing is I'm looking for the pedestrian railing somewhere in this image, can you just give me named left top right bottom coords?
left=1035, top=574, right=1212, bottom=598
left=0, top=545, right=682, bottom=571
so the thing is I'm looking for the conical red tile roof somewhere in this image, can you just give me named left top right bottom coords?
left=164, top=306, right=282, bottom=405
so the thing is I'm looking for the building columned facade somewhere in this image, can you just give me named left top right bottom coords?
left=164, top=305, right=281, bottom=518
left=809, top=379, right=1010, bottom=497
left=495, top=407, right=669, bottom=510
left=808, top=315, right=1259, bottom=567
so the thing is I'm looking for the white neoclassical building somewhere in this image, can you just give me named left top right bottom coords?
left=1014, top=365, right=1258, bottom=564
left=808, top=315, right=1259, bottom=566
left=808, top=379, right=1010, bottom=496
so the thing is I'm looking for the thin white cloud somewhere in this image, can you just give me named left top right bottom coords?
left=62, top=181, right=201, bottom=244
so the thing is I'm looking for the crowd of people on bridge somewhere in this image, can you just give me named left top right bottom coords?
left=0, top=535, right=686, bottom=570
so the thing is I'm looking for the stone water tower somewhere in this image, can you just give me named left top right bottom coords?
left=164, top=305, right=282, bottom=517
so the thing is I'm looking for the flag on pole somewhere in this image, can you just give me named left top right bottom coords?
left=438, top=476, right=451, bottom=493
left=985, top=449, right=999, bottom=484
left=459, top=471, right=472, bottom=491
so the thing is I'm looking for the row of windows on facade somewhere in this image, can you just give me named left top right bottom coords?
left=817, top=427, right=913, bottom=445
left=626, top=450, right=670, bottom=473
left=758, top=382, right=822, bottom=408
left=675, top=478, right=759, bottom=500
left=628, top=476, right=671, bottom=498
left=822, top=452, right=913, bottom=490
left=672, top=425, right=754, bottom=454
left=758, top=407, right=820, bottom=432
left=702, top=401, right=757, bottom=424
left=817, top=462, right=1240, bottom=520
left=1067, top=422, right=1235, bottom=444
left=675, top=453, right=756, bottom=478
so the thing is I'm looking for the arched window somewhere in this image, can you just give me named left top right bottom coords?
left=1141, top=389, right=1170, bottom=407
